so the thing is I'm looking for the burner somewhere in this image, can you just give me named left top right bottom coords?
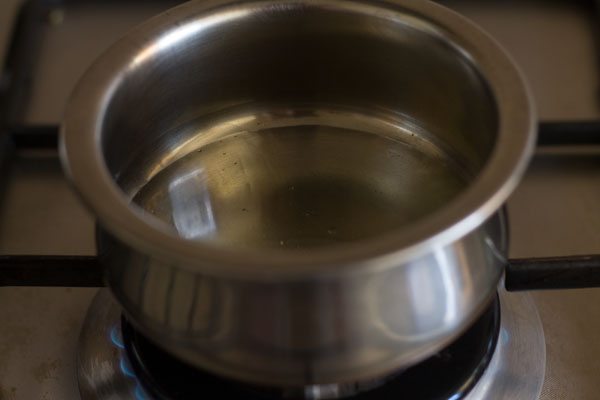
left=77, top=289, right=545, bottom=400
left=120, top=298, right=499, bottom=400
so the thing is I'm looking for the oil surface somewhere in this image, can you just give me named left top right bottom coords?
left=132, top=120, right=468, bottom=250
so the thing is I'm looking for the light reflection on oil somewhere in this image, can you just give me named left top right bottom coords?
left=168, top=168, right=216, bottom=239
left=144, top=114, right=256, bottom=181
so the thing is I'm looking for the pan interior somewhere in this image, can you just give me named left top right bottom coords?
left=131, top=106, right=470, bottom=250
left=97, top=3, right=499, bottom=252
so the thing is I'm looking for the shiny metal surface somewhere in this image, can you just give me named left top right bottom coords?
left=62, top=0, right=535, bottom=273
left=77, top=290, right=149, bottom=400
left=100, top=212, right=506, bottom=386
left=61, top=0, right=534, bottom=386
left=78, top=289, right=396, bottom=400
left=77, top=289, right=545, bottom=400
left=467, top=290, right=546, bottom=400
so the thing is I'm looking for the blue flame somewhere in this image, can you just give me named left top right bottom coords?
left=109, top=324, right=152, bottom=399
left=119, top=357, right=136, bottom=378
left=135, top=385, right=149, bottom=400
left=110, top=325, right=125, bottom=349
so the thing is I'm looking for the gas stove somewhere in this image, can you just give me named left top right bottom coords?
left=75, top=289, right=543, bottom=400
left=1, top=1, right=600, bottom=399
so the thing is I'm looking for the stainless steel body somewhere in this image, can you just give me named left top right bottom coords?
left=97, top=215, right=506, bottom=386
left=61, top=0, right=534, bottom=387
